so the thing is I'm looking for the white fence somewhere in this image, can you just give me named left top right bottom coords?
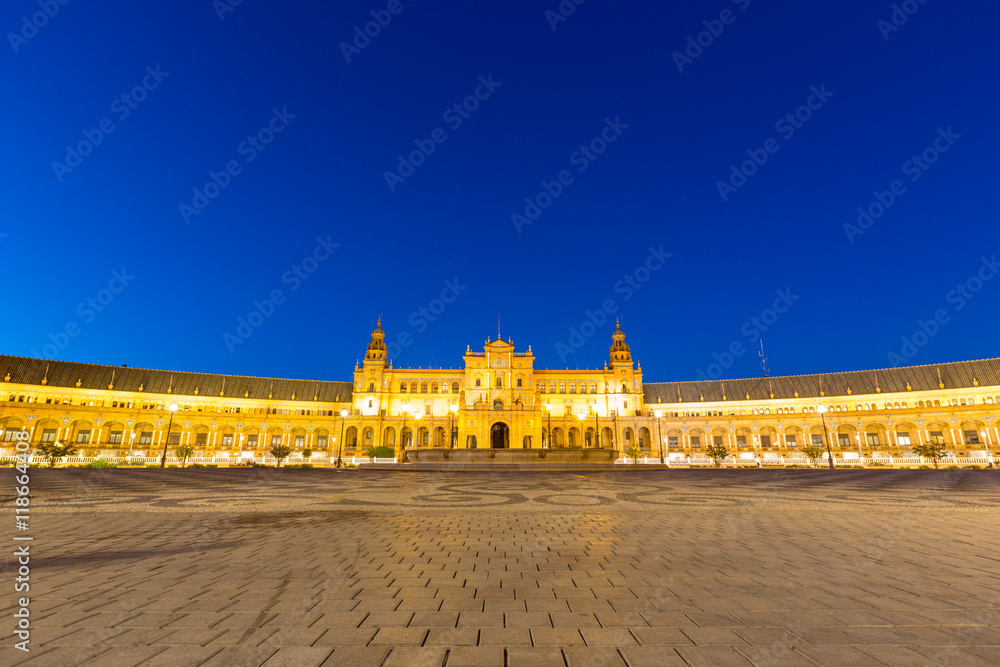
left=614, top=455, right=998, bottom=467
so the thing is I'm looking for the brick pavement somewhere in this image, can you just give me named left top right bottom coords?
left=2, top=469, right=1000, bottom=666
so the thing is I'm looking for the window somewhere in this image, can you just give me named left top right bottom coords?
left=690, top=436, right=700, bottom=449
left=786, top=435, right=797, bottom=448
left=569, top=384, right=575, bottom=393
left=167, top=433, right=180, bottom=446
left=452, top=382, right=460, bottom=392
left=736, top=435, right=747, bottom=448
left=516, top=378, right=522, bottom=388
left=271, top=435, right=282, bottom=447
left=316, top=436, right=328, bottom=449
left=866, top=433, right=880, bottom=447
left=221, top=434, right=233, bottom=448
left=758, top=435, right=770, bottom=448
left=41, top=429, right=56, bottom=443
left=76, top=430, right=91, bottom=444
left=929, top=430, right=944, bottom=443
left=196, top=433, right=208, bottom=446
left=295, top=435, right=305, bottom=448
left=475, top=378, right=481, bottom=387
left=248, top=434, right=259, bottom=447
left=139, top=431, right=152, bottom=445
left=109, top=431, right=123, bottom=444
left=713, top=436, right=724, bottom=447
left=964, top=430, right=980, bottom=444
left=496, top=377, right=502, bottom=388
left=668, top=436, right=679, bottom=450
left=590, top=383, right=597, bottom=393
left=811, top=434, right=823, bottom=447
left=368, top=383, right=374, bottom=392
left=837, top=434, right=850, bottom=448
left=896, top=432, right=910, bottom=447
left=3, top=429, right=26, bottom=442
left=400, top=383, right=407, bottom=392
left=421, top=382, right=428, bottom=393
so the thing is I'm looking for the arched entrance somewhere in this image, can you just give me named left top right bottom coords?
left=491, top=422, right=509, bottom=449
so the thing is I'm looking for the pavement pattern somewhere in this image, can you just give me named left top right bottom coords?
left=3, top=469, right=1000, bottom=666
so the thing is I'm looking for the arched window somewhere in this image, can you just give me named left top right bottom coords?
left=590, top=383, right=597, bottom=393
left=432, top=382, right=438, bottom=392
left=549, top=383, right=556, bottom=392
left=410, top=381, right=418, bottom=393
left=452, top=382, right=460, bottom=392
left=496, top=377, right=502, bottom=388
left=538, top=383, right=545, bottom=393
left=400, top=382, right=407, bottom=392
left=622, top=383, right=627, bottom=393
left=569, top=384, right=576, bottom=393
left=420, top=382, right=428, bottom=393
left=579, top=383, right=586, bottom=394
left=442, top=383, right=449, bottom=393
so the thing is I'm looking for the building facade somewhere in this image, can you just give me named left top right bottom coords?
left=1, top=317, right=998, bottom=461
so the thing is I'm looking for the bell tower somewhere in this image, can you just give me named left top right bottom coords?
left=609, top=317, right=632, bottom=366
left=364, top=314, right=387, bottom=367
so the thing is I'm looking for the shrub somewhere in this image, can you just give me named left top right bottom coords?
left=364, top=445, right=395, bottom=461
left=88, top=459, right=117, bottom=469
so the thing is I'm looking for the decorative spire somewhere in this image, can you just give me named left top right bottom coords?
left=874, top=371, right=881, bottom=393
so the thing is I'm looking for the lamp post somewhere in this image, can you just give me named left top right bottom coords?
left=401, top=404, right=409, bottom=450
left=817, top=405, right=834, bottom=469
left=654, top=410, right=664, bottom=464
left=449, top=404, right=458, bottom=448
left=127, top=431, right=136, bottom=457
left=544, top=404, right=551, bottom=448
left=577, top=413, right=586, bottom=448
left=336, top=408, right=348, bottom=467
left=594, top=410, right=600, bottom=448
left=159, top=402, right=178, bottom=468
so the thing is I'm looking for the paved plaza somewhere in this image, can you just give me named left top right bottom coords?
left=4, top=469, right=1000, bottom=666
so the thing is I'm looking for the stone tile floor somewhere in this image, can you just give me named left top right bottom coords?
left=3, top=469, right=999, bottom=666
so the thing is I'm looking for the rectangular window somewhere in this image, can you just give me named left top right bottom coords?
left=41, top=429, right=57, bottom=443
left=690, top=436, right=700, bottom=449
left=837, top=434, right=850, bottom=448
left=713, top=436, right=724, bottom=447
left=221, top=434, right=233, bottom=448
left=271, top=435, right=282, bottom=447
left=866, top=433, right=880, bottom=447
left=930, top=430, right=944, bottom=443
left=785, top=435, right=797, bottom=448
left=295, top=435, right=305, bottom=448
left=108, top=431, right=123, bottom=444
left=76, top=430, right=91, bottom=444
left=736, top=435, right=747, bottom=448
left=811, top=434, right=823, bottom=447
left=668, top=436, right=679, bottom=450
left=475, top=379, right=481, bottom=387
left=167, top=433, right=180, bottom=446
left=196, top=433, right=207, bottom=446
left=3, top=429, right=26, bottom=442
left=517, top=378, right=522, bottom=387
left=896, top=432, right=911, bottom=447
left=760, top=435, right=771, bottom=448
left=139, top=431, right=153, bottom=445
left=964, top=430, right=980, bottom=444
left=317, top=436, right=328, bottom=449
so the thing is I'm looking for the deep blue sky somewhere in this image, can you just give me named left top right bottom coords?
left=4, top=0, right=998, bottom=382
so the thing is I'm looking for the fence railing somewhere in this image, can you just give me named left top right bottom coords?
left=614, top=455, right=998, bottom=467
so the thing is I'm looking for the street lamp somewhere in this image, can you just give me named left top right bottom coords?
left=577, top=413, right=586, bottom=448
left=594, top=410, right=600, bottom=448
left=544, top=404, right=552, bottom=448
left=160, top=402, right=178, bottom=468
left=654, top=409, right=664, bottom=464
left=817, top=405, right=834, bottom=469
left=127, top=431, right=136, bottom=457
left=336, top=408, right=348, bottom=467
left=449, top=404, right=458, bottom=448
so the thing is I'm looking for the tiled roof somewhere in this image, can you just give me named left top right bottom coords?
left=0, top=355, right=354, bottom=403
left=643, top=358, right=1000, bottom=404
